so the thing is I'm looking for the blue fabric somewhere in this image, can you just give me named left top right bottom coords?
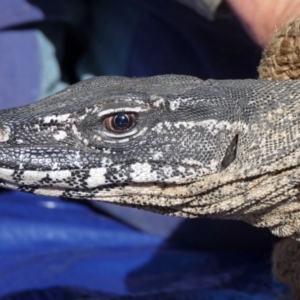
left=0, top=0, right=65, bottom=29
left=0, top=192, right=288, bottom=299
left=0, top=29, right=40, bottom=109
left=0, top=0, right=289, bottom=298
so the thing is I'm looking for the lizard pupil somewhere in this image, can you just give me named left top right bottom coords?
left=114, top=114, right=129, bottom=129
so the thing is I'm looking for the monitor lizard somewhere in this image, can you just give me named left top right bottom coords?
left=1, top=14, right=300, bottom=297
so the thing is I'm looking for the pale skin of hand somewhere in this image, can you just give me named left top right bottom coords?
left=225, top=0, right=300, bottom=47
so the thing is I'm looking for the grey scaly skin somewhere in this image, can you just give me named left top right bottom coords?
left=0, top=75, right=300, bottom=239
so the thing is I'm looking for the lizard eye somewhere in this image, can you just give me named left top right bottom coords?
left=104, top=113, right=137, bottom=133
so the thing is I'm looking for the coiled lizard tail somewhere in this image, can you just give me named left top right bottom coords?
left=258, top=16, right=300, bottom=297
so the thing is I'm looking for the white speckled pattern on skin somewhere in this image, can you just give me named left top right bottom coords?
left=0, top=75, right=300, bottom=242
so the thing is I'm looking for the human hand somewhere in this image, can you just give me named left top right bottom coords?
left=225, top=0, right=300, bottom=47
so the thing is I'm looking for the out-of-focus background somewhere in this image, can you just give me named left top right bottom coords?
left=0, top=0, right=288, bottom=299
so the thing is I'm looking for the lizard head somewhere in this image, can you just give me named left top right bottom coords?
left=0, top=75, right=299, bottom=227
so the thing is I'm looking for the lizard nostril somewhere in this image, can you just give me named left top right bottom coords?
left=0, top=125, right=10, bottom=142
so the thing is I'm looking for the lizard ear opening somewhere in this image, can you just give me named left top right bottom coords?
left=220, top=135, right=238, bottom=171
